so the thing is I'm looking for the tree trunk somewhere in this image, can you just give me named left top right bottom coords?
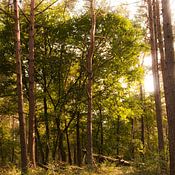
left=99, top=106, right=103, bottom=155
left=11, top=115, right=15, bottom=163
left=28, top=0, right=36, bottom=168
left=147, top=0, right=165, bottom=163
left=58, top=133, right=66, bottom=162
left=116, top=115, right=120, bottom=156
left=131, top=118, right=135, bottom=159
left=140, top=84, right=145, bottom=147
left=154, top=4, right=168, bottom=173
left=43, top=74, right=50, bottom=163
left=14, top=0, right=28, bottom=173
left=76, top=112, right=81, bottom=166
left=161, top=0, right=175, bottom=174
left=87, top=0, right=96, bottom=167
left=74, top=144, right=77, bottom=164
left=65, top=123, right=72, bottom=165
left=35, top=120, right=45, bottom=164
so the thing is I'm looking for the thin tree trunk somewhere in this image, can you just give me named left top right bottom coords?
left=116, top=115, right=120, bottom=156
left=11, top=115, right=15, bottom=163
left=161, top=0, right=175, bottom=174
left=99, top=106, right=103, bottom=155
left=140, top=84, right=145, bottom=147
left=74, top=144, right=77, bottom=164
left=52, top=108, right=60, bottom=160
left=76, top=112, right=81, bottom=166
left=28, top=0, right=36, bottom=167
left=131, top=118, right=135, bottom=159
left=87, top=0, right=96, bottom=167
left=65, top=126, right=72, bottom=165
left=14, top=0, right=28, bottom=173
left=43, top=74, right=50, bottom=163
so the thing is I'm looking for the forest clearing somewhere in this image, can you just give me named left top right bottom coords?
left=0, top=0, right=175, bottom=174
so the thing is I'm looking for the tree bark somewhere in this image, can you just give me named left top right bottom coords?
left=161, top=0, right=175, bottom=174
left=28, top=0, right=36, bottom=167
left=14, top=0, right=28, bottom=173
left=147, top=0, right=165, bottom=161
left=86, top=0, right=96, bottom=167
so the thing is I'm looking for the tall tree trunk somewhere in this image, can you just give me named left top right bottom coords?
left=87, top=0, right=96, bottom=167
left=28, top=0, right=36, bottom=167
left=161, top=0, right=175, bottom=174
left=147, top=0, right=165, bottom=166
left=155, top=3, right=168, bottom=171
left=14, top=0, right=28, bottom=173
left=155, top=0, right=165, bottom=73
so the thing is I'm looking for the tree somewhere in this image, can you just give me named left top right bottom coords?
left=14, top=0, right=28, bottom=173
left=146, top=0, right=165, bottom=171
left=161, top=0, right=175, bottom=174
left=86, top=0, right=96, bottom=167
left=28, top=0, right=36, bottom=167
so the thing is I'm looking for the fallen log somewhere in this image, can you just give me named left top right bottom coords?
left=93, top=154, right=130, bottom=166
left=82, top=149, right=130, bottom=166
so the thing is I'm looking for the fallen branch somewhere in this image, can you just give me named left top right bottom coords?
left=93, top=154, right=130, bottom=166
left=82, top=149, right=130, bottom=166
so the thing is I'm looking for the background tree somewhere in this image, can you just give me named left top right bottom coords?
left=161, top=0, right=175, bottom=174
left=28, top=0, right=36, bottom=168
left=86, top=0, right=96, bottom=167
left=14, top=0, right=28, bottom=173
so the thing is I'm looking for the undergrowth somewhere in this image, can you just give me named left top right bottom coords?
left=0, top=161, right=169, bottom=175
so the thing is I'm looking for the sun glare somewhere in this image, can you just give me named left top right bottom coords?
left=144, top=73, right=154, bottom=93
left=143, top=56, right=154, bottom=93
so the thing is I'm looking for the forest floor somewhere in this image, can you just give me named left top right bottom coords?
left=0, top=163, right=159, bottom=175
left=0, top=166, right=137, bottom=175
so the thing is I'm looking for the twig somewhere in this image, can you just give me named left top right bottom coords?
left=34, top=0, right=45, bottom=10
left=18, top=5, right=30, bottom=23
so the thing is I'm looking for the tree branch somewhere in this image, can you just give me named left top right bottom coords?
left=36, top=0, right=61, bottom=16
left=18, top=5, right=30, bottom=23
left=0, top=7, right=14, bottom=19
left=34, top=0, right=45, bottom=10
